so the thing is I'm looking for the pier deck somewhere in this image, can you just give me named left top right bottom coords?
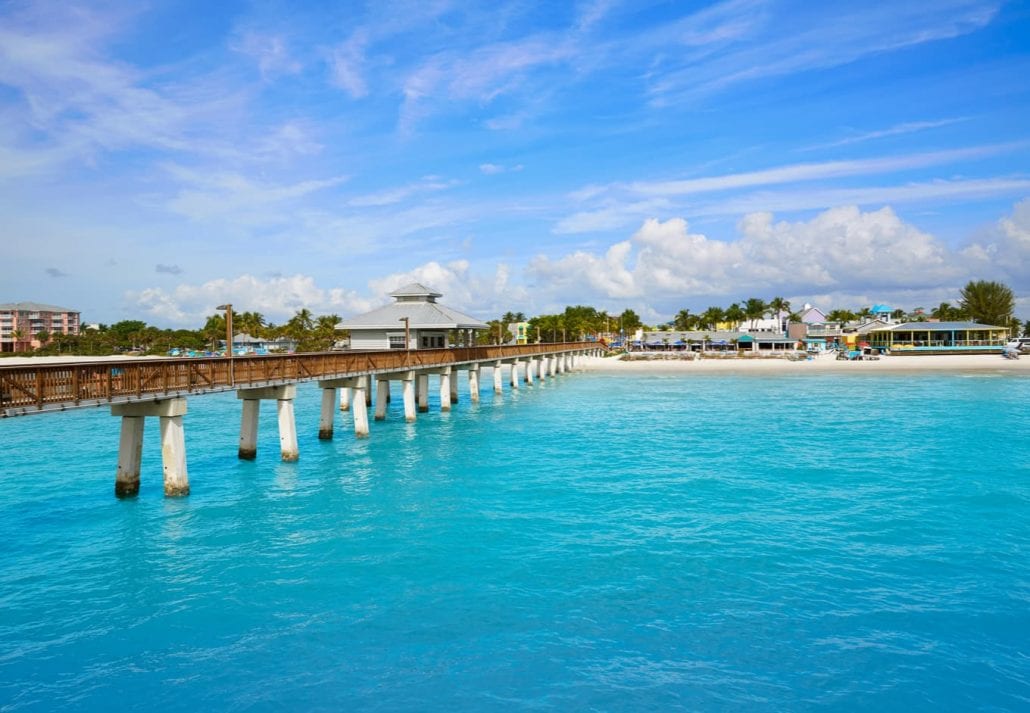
left=0, top=343, right=593, bottom=417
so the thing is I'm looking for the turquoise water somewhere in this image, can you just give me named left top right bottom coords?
left=1, top=371, right=1028, bottom=711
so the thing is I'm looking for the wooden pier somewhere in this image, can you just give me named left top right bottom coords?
left=0, top=344, right=601, bottom=497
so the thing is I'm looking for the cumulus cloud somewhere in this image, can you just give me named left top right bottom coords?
left=962, top=197, right=1030, bottom=290
left=530, top=205, right=964, bottom=307
left=155, top=263, right=183, bottom=275
left=128, top=274, right=376, bottom=326
left=368, top=260, right=527, bottom=317
left=126, top=261, right=525, bottom=327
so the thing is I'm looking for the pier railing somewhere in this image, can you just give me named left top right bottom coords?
left=0, top=343, right=594, bottom=416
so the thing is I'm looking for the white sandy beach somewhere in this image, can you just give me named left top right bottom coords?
left=577, top=351, right=1030, bottom=374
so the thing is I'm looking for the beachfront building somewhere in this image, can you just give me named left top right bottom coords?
left=0, top=302, right=80, bottom=352
left=636, top=330, right=796, bottom=354
left=869, top=304, right=895, bottom=323
left=797, top=305, right=828, bottom=324
left=336, top=283, right=489, bottom=350
left=867, top=321, right=1009, bottom=354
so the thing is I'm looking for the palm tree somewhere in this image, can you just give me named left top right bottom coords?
left=699, top=306, right=725, bottom=330
left=202, top=314, right=225, bottom=351
left=35, top=330, right=50, bottom=349
left=742, top=298, right=767, bottom=329
left=313, top=314, right=341, bottom=350
left=286, top=309, right=314, bottom=341
left=723, top=303, right=745, bottom=330
left=959, top=280, right=1015, bottom=326
left=767, top=297, right=790, bottom=332
left=673, top=309, right=693, bottom=331
left=827, top=309, right=857, bottom=324
left=236, top=311, right=267, bottom=337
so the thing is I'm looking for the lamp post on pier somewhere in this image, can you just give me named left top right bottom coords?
left=399, top=316, right=410, bottom=363
left=217, top=303, right=234, bottom=386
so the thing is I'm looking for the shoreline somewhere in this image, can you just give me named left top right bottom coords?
left=577, top=352, right=1030, bottom=374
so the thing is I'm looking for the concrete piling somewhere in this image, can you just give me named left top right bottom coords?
left=114, top=415, right=144, bottom=497
left=239, top=398, right=260, bottom=458
left=319, top=387, right=336, bottom=439
left=468, top=364, right=480, bottom=403
left=375, top=379, right=390, bottom=421
left=417, top=373, right=430, bottom=412
left=440, top=369, right=452, bottom=411
left=401, top=371, right=416, bottom=422
left=112, top=397, right=190, bottom=497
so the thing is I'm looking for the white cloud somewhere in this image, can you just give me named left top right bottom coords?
left=346, top=176, right=459, bottom=208
left=399, top=36, right=573, bottom=132
left=555, top=144, right=1030, bottom=234
left=231, top=32, right=303, bottom=78
left=962, top=197, right=1030, bottom=289
left=531, top=206, right=964, bottom=306
left=127, top=260, right=527, bottom=328
left=627, top=144, right=1020, bottom=198
left=368, top=260, right=527, bottom=317
left=803, top=117, right=969, bottom=151
left=645, top=1, right=1000, bottom=105
left=328, top=31, right=369, bottom=98
left=479, top=162, right=524, bottom=175
left=161, top=166, right=348, bottom=225
left=128, top=274, right=376, bottom=326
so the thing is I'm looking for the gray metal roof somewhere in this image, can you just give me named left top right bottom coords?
left=389, top=282, right=442, bottom=299
left=336, top=290, right=488, bottom=331
left=0, top=301, right=78, bottom=313
left=871, top=321, right=1006, bottom=332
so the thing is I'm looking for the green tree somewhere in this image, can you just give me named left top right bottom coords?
left=34, top=330, right=50, bottom=348
left=699, top=306, right=724, bottom=330
left=1024, top=319, right=1030, bottom=338
left=958, top=280, right=1015, bottom=326
left=827, top=309, right=857, bottom=323
left=286, top=308, right=314, bottom=339
left=618, top=309, right=642, bottom=334
left=723, top=303, right=745, bottom=330
left=742, top=297, right=767, bottom=328
left=673, top=309, right=694, bottom=331
left=236, top=311, right=267, bottom=337
left=767, top=297, right=790, bottom=332
left=309, top=314, right=341, bottom=351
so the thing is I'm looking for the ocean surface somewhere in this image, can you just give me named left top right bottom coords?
left=1, top=371, right=1028, bottom=711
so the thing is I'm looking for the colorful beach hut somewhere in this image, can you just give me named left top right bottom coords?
left=867, top=321, right=1009, bottom=354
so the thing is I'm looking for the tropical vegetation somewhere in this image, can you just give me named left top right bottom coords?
left=5, top=280, right=1026, bottom=358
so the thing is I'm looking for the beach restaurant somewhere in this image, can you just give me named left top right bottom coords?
left=866, top=321, right=1009, bottom=354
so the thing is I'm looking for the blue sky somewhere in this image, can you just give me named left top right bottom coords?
left=2, top=0, right=1029, bottom=326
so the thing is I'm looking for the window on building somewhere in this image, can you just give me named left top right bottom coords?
left=388, top=335, right=406, bottom=349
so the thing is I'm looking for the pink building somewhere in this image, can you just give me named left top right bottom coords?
left=0, top=302, right=80, bottom=352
